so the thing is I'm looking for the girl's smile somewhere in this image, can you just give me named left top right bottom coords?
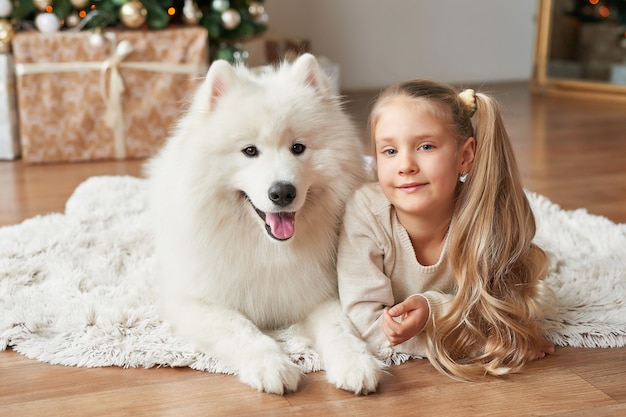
left=397, top=182, right=427, bottom=193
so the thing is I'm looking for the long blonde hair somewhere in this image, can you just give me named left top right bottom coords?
left=368, top=80, right=551, bottom=380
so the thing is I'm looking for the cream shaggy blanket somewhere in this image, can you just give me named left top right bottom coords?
left=1, top=176, right=625, bottom=373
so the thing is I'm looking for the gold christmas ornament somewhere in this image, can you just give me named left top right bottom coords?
left=0, top=18, right=14, bottom=53
left=33, top=0, right=53, bottom=12
left=248, top=2, right=264, bottom=17
left=182, top=0, right=202, bottom=26
left=220, top=8, right=241, bottom=30
left=70, top=0, right=90, bottom=9
left=120, top=0, right=147, bottom=29
left=65, top=11, right=82, bottom=28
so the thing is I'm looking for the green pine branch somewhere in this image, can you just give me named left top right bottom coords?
left=9, top=0, right=267, bottom=41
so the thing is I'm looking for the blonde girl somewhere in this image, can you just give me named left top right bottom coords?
left=337, top=79, right=553, bottom=381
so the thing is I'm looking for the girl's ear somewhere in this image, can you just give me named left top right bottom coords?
left=459, top=136, right=476, bottom=173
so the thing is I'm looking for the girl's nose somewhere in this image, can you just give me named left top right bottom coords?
left=398, top=152, right=418, bottom=175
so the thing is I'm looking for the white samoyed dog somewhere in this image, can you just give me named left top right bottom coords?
left=146, top=54, right=383, bottom=394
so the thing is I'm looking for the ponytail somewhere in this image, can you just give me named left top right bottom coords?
left=424, top=91, right=550, bottom=380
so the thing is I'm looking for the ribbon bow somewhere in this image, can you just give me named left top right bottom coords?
left=101, top=38, right=134, bottom=159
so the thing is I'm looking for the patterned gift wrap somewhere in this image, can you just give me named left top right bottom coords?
left=12, top=27, right=208, bottom=163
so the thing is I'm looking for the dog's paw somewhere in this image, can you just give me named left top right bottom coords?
left=237, top=352, right=303, bottom=395
left=324, top=350, right=385, bottom=395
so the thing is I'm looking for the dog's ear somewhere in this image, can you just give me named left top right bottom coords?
left=291, top=53, right=331, bottom=95
left=204, top=59, right=238, bottom=112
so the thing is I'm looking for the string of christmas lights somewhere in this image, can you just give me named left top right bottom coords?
left=0, top=0, right=268, bottom=59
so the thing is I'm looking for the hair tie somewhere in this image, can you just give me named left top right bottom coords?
left=458, top=89, right=477, bottom=117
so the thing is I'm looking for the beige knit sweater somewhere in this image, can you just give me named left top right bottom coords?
left=338, top=182, right=455, bottom=358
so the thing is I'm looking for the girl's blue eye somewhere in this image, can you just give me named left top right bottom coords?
left=383, top=149, right=397, bottom=156
left=419, top=144, right=434, bottom=151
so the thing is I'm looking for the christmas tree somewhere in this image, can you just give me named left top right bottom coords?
left=0, top=0, right=268, bottom=61
left=561, top=0, right=626, bottom=25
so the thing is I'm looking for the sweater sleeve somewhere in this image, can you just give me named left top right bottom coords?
left=337, top=189, right=393, bottom=354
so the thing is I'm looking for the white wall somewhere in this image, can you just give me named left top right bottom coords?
left=264, top=0, right=538, bottom=91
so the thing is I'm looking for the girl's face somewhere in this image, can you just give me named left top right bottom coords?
left=374, top=96, right=474, bottom=224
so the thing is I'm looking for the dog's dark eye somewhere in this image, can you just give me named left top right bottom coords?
left=291, top=143, right=306, bottom=155
left=242, top=146, right=258, bottom=157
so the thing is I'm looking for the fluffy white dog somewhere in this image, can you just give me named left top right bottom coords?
left=146, top=54, right=383, bottom=394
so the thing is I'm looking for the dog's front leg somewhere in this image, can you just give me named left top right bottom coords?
left=164, top=299, right=302, bottom=394
left=302, top=299, right=385, bottom=394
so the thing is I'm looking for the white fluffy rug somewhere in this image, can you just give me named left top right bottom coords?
left=1, top=176, right=625, bottom=373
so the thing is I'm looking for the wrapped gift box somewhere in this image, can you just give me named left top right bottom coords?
left=237, top=36, right=267, bottom=67
left=265, top=33, right=310, bottom=64
left=232, top=33, right=311, bottom=67
left=251, top=56, right=340, bottom=95
left=579, top=23, right=626, bottom=81
left=0, top=54, right=20, bottom=160
left=12, top=27, right=208, bottom=163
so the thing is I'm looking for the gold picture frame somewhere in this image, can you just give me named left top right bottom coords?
left=532, top=0, right=626, bottom=102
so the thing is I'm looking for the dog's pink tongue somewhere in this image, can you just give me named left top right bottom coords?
left=266, top=212, right=295, bottom=240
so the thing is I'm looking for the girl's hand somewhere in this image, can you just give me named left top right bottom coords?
left=382, top=295, right=430, bottom=346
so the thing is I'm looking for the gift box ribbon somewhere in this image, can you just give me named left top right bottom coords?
left=14, top=33, right=206, bottom=159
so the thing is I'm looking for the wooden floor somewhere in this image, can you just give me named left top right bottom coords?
left=1, top=82, right=625, bottom=416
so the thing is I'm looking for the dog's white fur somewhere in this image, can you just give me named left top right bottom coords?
left=146, top=54, right=383, bottom=394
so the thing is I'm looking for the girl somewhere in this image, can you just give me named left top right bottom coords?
left=337, top=79, right=554, bottom=381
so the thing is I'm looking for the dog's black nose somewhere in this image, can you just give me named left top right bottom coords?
left=268, top=182, right=296, bottom=207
